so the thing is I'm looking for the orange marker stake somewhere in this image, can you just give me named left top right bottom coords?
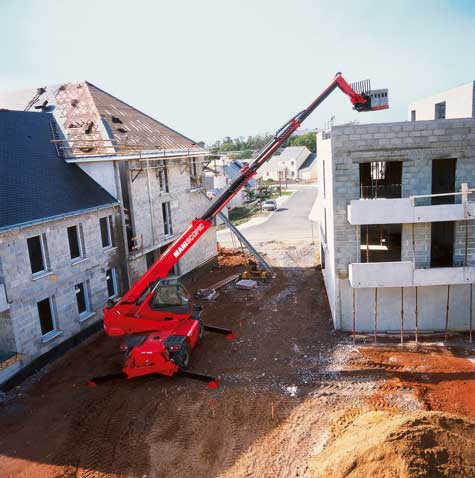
left=271, top=401, right=275, bottom=420
left=210, top=399, right=216, bottom=419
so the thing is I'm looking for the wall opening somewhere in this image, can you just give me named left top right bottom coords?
left=360, top=224, right=402, bottom=262
left=435, top=101, right=446, bottom=120
left=359, top=161, right=402, bottom=199
left=162, top=202, right=173, bottom=236
left=431, top=221, right=454, bottom=267
left=432, top=158, right=456, bottom=205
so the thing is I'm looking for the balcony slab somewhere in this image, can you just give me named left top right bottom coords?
left=348, top=198, right=475, bottom=225
left=349, top=262, right=475, bottom=288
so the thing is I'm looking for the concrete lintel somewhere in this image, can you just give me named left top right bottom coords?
left=348, top=198, right=475, bottom=225
left=349, top=262, right=475, bottom=288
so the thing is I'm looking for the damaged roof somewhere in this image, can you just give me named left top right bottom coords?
left=0, top=82, right=206, bottom=158
left=86, top=82, right=203, bottom=151
left=0, top=111, right=118, bottom=232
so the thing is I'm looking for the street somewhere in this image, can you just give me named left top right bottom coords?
left=217, top=184, right=318, bottom=248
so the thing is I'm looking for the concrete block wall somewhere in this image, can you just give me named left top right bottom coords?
left=127, top=158, right=217, bottom=284
left=408, top=82, right=475, bottom=121
left=322, top=118, right=475, bottom=331
left=401, top=223, right=431, bottom=268
left=0, top=206, right=122, bottom=362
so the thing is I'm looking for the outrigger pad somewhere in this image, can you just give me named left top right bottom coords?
left=204, top=324, right=234, bottom=337
left=178, top=369, right=219, bottom=389
left=87, top=372, right=128, bottom=386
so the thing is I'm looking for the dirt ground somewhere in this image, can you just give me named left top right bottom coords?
left=2, top=243, right=475, bottom=477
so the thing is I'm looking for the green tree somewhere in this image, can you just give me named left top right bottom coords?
left=287, top=131, right=316, bottom=153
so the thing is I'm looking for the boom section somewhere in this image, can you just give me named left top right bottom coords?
left=115, top=72, right=387, bottom=308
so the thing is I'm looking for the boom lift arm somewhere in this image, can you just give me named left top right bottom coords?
left=96, top=73, right=388, bottom=387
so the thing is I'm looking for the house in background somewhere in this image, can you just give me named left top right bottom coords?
left=202, top=156, right=258, bottom=208
left=408, top=81, right=475, bottom=121
left=0, top=111, right=121, bottom=384
left=0, top=82, right=217, bottom=286
left=256, top=146, right=317, bottom=182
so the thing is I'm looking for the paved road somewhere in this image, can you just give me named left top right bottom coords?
left=217, top=184, right=318, bottom=247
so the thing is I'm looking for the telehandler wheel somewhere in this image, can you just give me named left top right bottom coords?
left=177, top=341, right=190, bottom=368
left=198, top=319, right=205, bottom=340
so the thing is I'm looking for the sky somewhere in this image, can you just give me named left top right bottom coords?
left=1, top=0, right=475, bottom=145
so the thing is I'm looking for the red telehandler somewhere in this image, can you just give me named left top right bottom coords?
left=88, top=73, right=388, bottom=388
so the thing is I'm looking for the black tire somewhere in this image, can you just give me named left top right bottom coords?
left=198, top=319, right=205, bottom=340
left=177, top=341, right=190, bottom=368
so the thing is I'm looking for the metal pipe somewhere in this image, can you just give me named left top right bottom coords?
left=374, top=288, right=378, bottom=343
left=352, top=287, right=356, bottom=345
left=444, top=284, right=450, bottom=342
left=470, top=284, right=473, bottom=344
left=145, top=160, right=156, bottom=244
left=400, top=287, right=404, bottom=344
left=415, top=286, right=419, bottom=344
left=465, top=218, right=469, bottom=266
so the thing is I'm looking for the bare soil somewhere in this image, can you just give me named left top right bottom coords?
left=3, top=244, right=475, bottom=477
left=309, top=410, right=475, bottom=478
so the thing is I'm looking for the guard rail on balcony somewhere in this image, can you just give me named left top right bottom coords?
left=360, top=184, right=401, bottom=199
left=348, top=183, right=475, bottom=225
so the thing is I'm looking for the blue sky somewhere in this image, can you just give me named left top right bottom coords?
left=1, top=0, right=474, bottom=144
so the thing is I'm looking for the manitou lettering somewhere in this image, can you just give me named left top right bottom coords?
left=172, top=223, right=205, bottom=259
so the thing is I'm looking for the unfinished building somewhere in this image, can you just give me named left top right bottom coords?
left=315, top=117, right=475, bottom=336
left=408, top=81, right=475, bottom=121
left=0, top=82, right=216, bottom=286
left=0, top=83, right=217, bottom=384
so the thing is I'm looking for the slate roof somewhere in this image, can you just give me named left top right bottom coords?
left=299, top=153, right=317, bottom=171
left=224, top=160, right=257, bottom=188
left=0, top=111, right=118, bottom=232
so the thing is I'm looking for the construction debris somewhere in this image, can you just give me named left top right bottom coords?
left=207, top=273, right=240, bottom=291
left=194, top=288, right=219, bottom=300
left=236, top=279, right=258, bottom=290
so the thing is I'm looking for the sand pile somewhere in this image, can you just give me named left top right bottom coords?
left=309, top=410, right=475, bottom=478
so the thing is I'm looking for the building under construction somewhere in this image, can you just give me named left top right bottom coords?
left=315, top=114, right=475, bottom=338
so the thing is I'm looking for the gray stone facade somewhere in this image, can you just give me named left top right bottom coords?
left=0, top=206, right=122, bottom=366
left=123, top=158, right=217, bottom=283
left=317, top=118, right=475, bottom=332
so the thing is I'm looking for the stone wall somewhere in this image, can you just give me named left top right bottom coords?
left=0, top=206, right=122, bottom=362
left=126, top=158, right=217, bottom=283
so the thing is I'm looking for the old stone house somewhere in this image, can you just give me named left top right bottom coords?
left=0, top=82, right=217, bottom=385
left=0, top=110, right=121, bottom=384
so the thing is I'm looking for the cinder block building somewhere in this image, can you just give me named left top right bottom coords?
left=408, top=81, right=475, bottom=121
left=314, top=117, right=475, bottom=335
left=0, top=110, right=121, bottom=383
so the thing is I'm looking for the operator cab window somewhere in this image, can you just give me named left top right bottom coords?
left=150, top=284, right=189, bottom=310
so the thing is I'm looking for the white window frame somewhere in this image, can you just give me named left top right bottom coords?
left=37, top=296, right=59, bottom=340
left=75, top=281, right=93, bottom=320
left=106, top=268, right=119, bottom=299
left=27, top=233, right=49, bottom=277
left=100, top=215, right=114, bottom=249
left=162, top=201, right=173, bottom=237
left=68, top=224, right=86, bottom=262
